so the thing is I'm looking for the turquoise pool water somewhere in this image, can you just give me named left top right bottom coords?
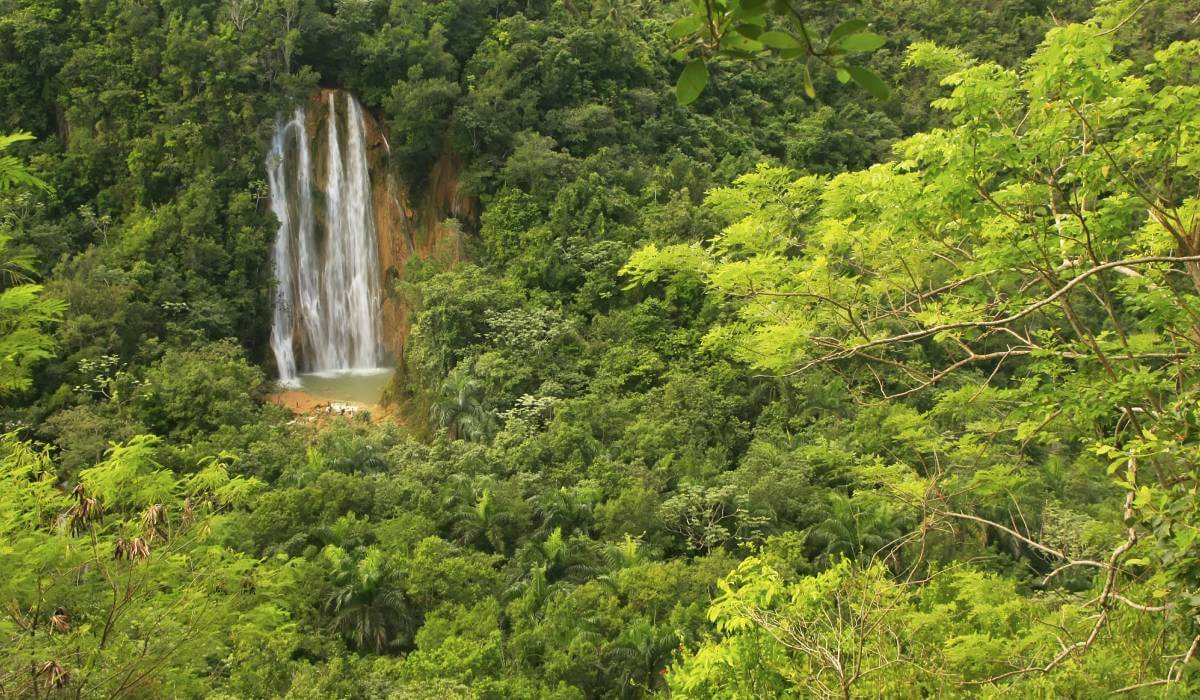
left=292, top=368, right=394, bottom=405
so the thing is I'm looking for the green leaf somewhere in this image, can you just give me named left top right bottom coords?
left=827, top=19, right=868, bottom=46
left=759, top=31, right=802, bottom=50
left=0, top=132, right=48, bottom=192
left=677, top=59, right=709, bottom=105
left=836, top=32, right=886, bottom=53
left=802, top=64, right=816, bottom=98
left=846, top=65, right=889, bottom=99
left=721, top=32, right=763, bottom=52
left=731, top=0, right=769, bottom=20
left=669, top=14, right=705, bottom=40
left=0, top=132, right=36, bottom=150
left=735, top=23, right=764, bottom=39
left=835, top=67, right=850, bottom=84
left=718, top=49, right=757, bottom=61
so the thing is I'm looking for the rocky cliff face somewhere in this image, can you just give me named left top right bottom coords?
left=306, top=89, right=476, bottom=362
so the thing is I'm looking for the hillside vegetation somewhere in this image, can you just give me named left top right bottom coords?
left=3, top=0, right=1200, bottom=697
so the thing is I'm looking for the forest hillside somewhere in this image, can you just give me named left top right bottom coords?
left=3, top=0, right=1200, bottom=697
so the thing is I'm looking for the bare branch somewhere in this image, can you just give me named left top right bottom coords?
left=939, top=510, right=1106, bottom=570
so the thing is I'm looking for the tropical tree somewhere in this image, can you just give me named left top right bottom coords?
left=630, top=18, right=1200, bottom=691
left=429, top=364, right=495, bottom=441
left=806, top=492, right=909, bottom=568
left=452, top=486, right=508, bottom=553
left=604, top=620, right=679, bottom=697
left=0, top=133, right=62, bottom=396
left=658, top=483, right=769, bottom=554
left=668, top=0, right=890, bottom=104
left=0, top=435, right=271, bottom=697
left=322, top=545, right=414, bottom=653
left=604, top=533, right=647, bottom=571
left=532, top=486, right=597, bottom=538
left=670, top=558, right=926, bottom=698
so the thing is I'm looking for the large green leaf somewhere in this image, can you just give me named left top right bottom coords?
left=676, top=59, right=709, bottom=105
left=759, top=31, right=802, bottom=50
left=836, top=32, right=886, bottom=53
left=669, top=15, right=705, bottom=40
left=827, top=19, right=868, bottom=45
left=721, top=32, right=764, bottom=52
left=845, top=65, right=889, bottom=99
left=802, top=64, right=816, bottom=98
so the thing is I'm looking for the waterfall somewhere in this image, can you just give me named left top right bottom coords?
left=268, top=92, right=383, bottom=385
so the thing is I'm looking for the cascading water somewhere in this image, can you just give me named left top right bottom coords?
left=267, top=92, right=384, bottom=389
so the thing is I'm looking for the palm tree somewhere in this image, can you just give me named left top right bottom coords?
left=515, top=527, right=595, bottom=584
left=323, top=545, right=413, bottom=652
left=604, top=534, right=645, bottom=571
left=591, top=0, right=656, bottom=28
left=807, top=493, right=906, bottom=567
left=534, top=526, right=570, bottom=577
left=502, top=532, right=589, bottom=619
left=452, top=487, right=507, bottom=553
left=428, top=365, right=494, bottom=441
left=502, top=563, right=557, bottom=615
left=605, top=620, right=680, bottom=697
left=315, top=512, right=373, bottom=550
left=532, top=487, right=595, bottom=538
left=594, top=534, right=647, bottom=595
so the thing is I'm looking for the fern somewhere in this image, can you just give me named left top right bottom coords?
left=0, top=132, right=48, bottom=192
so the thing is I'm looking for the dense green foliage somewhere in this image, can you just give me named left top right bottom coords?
left=5, top=0, right=1200, bottom=697
left=667, top=0, right=891, bottom=104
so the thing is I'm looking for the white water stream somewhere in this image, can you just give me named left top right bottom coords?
left=267, top=92, right=383, bottom=388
